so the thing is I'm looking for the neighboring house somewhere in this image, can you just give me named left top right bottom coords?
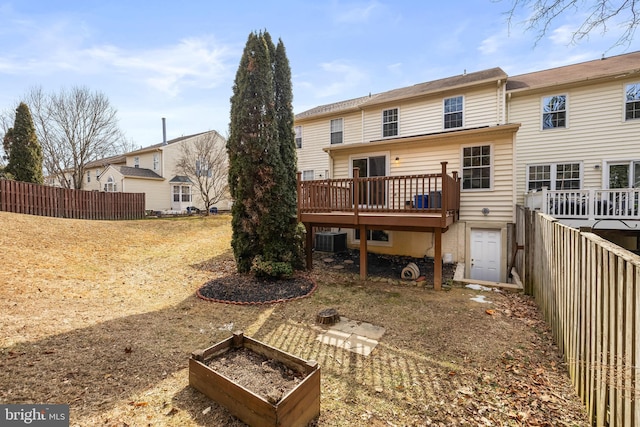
left=82, top=130, right=231, bottom=213
left=508, top=52, right=640, bottom=252
left=295, top=50, right=640, bottom=283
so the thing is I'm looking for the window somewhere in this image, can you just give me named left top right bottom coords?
left=462, top=145, right=491, bottom=190
left=607, top=161, right=640, bottom=188
left=104, top=176, right=117, bottom=192
left=173, top=185, right=192, bottom=202
left=625, top=83, right=640, bottom=120
left=134, top=156, right=140, bottom=168
left=153, top=153, right=159, bottom=170
left=295, top=126, right=302, bottom=149
left=526, top=163, right=581, bottom=191
left=352, top=155, right=387, bottom=205
left=330, top=119, right=343, bottom=144
left=196, top=158, right=211, bottom=177
left=382, top=108, right=398, bottom=137
left=181, top=185, right=191, bottom=202
left=86, top=171, right=91, bottom=183
left=354, top=229, right=389, bottom=243
left=302, top=170, right=314, bottom=181
left=556, top=163, right=581, bottom=189
left=444, top=96, right=463, bottom=129
left=542, top=95, right=566, bottom=129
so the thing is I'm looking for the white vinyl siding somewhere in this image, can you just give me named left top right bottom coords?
left=511, top=79, right=640, bottom=205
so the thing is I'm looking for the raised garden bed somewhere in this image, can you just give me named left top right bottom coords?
left=189, top=332, right=320, bottom=427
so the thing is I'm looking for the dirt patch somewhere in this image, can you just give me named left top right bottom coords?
left=206, top=347, right=305, bottom=404
left=0, top=212, right=589, bottom=426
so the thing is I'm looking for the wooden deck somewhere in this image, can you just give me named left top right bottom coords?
left=297, top=162, right=461, bottom=290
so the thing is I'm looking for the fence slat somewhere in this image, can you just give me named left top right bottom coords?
left=0, top=179, right=144, bottom=220
left=517, top=207, right=640, bottom=427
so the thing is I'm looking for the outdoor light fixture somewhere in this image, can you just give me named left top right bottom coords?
left=594, top=164, right=601, bottom=169
left=482, top=207, right=490, bottom=216
left=395, top=156, right=400, bottom=162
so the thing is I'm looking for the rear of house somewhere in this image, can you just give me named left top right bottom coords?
left=296, top=68, right=518, bottom=283
left=509, top=51, right=640, bottom=253
left=296, top=50, right=640, bottom=283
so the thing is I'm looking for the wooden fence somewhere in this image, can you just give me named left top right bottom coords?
left=0, top=179, right=145, bottom=220
left=516, top=205, right=639, bottom=426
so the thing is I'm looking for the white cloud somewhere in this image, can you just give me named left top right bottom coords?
left=333, top=0, right=382, bottom=24
left=306, top=60, right=369, bottom=99
left=81, top=37, right=235, bottom=97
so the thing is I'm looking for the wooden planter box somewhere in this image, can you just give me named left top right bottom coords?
left=189, top=332, right=320, bottom=427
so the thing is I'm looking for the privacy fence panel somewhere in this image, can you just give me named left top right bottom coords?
left=0, top=179, right=145, bottom=220
left=516, top=206, right=639, bottom=427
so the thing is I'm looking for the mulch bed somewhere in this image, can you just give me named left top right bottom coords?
left=196, top=273, right=317, bottom=305
left=196, top=249, right=456, bottom=304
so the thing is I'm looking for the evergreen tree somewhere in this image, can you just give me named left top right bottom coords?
left=6, top=103, right=43, bottom=184
left=268, top=38, right=302, bottom=268
left=227, top=30, right=301, bottom=275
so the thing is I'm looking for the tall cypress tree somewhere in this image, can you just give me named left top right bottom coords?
left=268, top=38, right=301, bottom=267
left=227, top=30, right=301, bottom=275
left=228, top=31, right=278, bottom=273
left=6, top=103, right=43, bottom=184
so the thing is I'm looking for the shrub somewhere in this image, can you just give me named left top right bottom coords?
left=251, top=255, right=293, bottom=279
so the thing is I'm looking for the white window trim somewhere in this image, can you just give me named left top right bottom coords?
left=351, top=229, right=393, bottom=247
left=540, top=94, right=568, bottom=131
left=443, top=95, right=464, bottom=129
left=603, top=159, right=640, bottom=189
left=624, top=82, right=640, bottom=122
left=525, top=162, right=583, bottom=191
left=460, top=143, right=494, bottom=192
left=302, top=170, right=315, bottom=181
left=295, top=125, right=302, bottom=149
left=381, top=107, right=399, bottom=138
left=330, top=118, right=344, bottom=145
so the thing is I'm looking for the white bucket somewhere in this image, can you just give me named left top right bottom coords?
left=443, top=253, right=453, bottom=264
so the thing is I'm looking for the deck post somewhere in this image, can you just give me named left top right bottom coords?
left=359, top=225, right=368, bottom=280
left=440, top=162, right=448, bottom=224
left=434, top=228, right=442, bottom=291
left=305, top=223, right=313, bottom=270
left=296, top=171, right=302, bottom=222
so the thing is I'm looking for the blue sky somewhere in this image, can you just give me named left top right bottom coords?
left=1, top=1, right=638, bottom=147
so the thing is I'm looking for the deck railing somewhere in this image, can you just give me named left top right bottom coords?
left=524, top=188, right=640, bottom=220
left=297, top=162, right=460, bottom=219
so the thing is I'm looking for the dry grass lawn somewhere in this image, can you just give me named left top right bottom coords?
left=0, top=211, right=589, bottom=426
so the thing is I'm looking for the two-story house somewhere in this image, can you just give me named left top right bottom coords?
left=295, top=68, right=520, bottom=286
left=509, top=52, right=640, bottom=252
left=295, top=50, right=640, bottom=285
left=83, top=129, right=231, bottom=213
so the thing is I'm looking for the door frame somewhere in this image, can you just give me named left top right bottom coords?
left=465, top=221, right=508, bottom=283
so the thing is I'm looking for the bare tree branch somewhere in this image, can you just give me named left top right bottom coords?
left=174, top=131, right=229, bottom=213
left=501, top=0, right=639, bottom=50
left=25, top=86, right=126, bottom=189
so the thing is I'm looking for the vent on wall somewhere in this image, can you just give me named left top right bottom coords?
left=315, top=232, right=347, bottom=253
